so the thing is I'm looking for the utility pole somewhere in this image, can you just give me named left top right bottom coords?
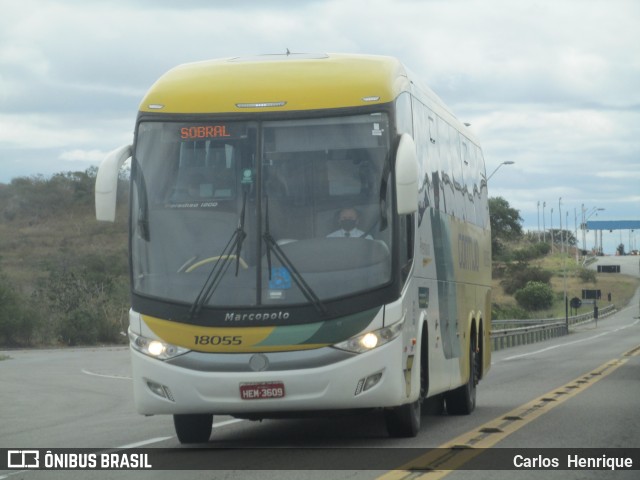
left=550, top=207, right=554, bottom=253
left=574, top=208, right=579, bottom=263
left=542, top=202, right=546, bottom=243
left=559, top=197, right=563, bottom=254
left=537, top=201, right=541, bottom=241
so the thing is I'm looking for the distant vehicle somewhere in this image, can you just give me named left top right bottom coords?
left=95, top=53, right=492, bottom=442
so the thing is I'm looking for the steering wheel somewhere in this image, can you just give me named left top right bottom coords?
left=184, top=255, right=248, bottom=273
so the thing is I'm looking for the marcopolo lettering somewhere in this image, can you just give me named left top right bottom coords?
left=225, top=311, right=290, bottom=322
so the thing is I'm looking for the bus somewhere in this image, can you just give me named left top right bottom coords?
left=95, top=53, right=491, bottom=442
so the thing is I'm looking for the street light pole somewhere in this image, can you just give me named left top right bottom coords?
left=582, top=206, right=605, bottom=258
left=487, top=161, right=515, bottom=181
left=543, top=202, right=546, bottom=243
left=537, top=201, right=541, bottom=241
left=550, top=207, right=554, bottom=253
left=574, top=208, right=579, bottom=263
left=559, top=197, right=563, bottom=254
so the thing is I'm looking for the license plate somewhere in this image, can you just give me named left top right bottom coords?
left=240, top=382, right=285, bottom=400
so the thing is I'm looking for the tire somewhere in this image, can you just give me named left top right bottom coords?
left=385, top=333, right=429, bottom=438
left=422, top=394, right=445, bottom=416
left=384, top=398, right=421, bottom=438
left=445, top=333, right=478, bottom=415
left=173, top=414, right=213, bottom=444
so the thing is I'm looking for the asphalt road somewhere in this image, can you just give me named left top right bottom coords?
left=1, top=255, right=639, bottom=479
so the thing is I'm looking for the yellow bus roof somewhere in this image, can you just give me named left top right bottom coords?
left=139, top=53, right=410, bottom=114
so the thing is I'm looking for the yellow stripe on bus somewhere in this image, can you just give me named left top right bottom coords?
left=142, top=315, right=329, bottom=353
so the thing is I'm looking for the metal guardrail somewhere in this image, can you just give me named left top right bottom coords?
left=491, top=304, right=617, bottom=351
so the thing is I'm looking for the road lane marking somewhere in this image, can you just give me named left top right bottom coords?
left=623, top=344, right=640, bottom=357
left=377, top=356, right=629, bottom=480
left=81, top=368, right=132, bottom=380
left=500, top=318, right=640, bottom=361
left=118, top=436, right=174, bottom=448
left=116, top=419, right=245, bottom=449
left=212, top=418, right=245, bottom=428
left=0, top=471, right=27, bottom=480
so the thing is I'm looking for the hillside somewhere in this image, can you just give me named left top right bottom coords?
left=0, top=170, right=129, bottom=346
left=1, top=170, right=637, bottom=346
left=491, top=243, right=640, bottom=320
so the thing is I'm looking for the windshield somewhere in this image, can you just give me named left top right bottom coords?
left=131, top=113, right=393, bottom=314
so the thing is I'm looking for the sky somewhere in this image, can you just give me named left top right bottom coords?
left=1, top=0, right=639, bottom=254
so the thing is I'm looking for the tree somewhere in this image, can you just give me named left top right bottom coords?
left=547, top=228, right=577, bottom=247
left=489, top=197, right=523, bottom=256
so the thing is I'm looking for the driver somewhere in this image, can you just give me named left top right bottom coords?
left=327, top=208, right=372, bottom=239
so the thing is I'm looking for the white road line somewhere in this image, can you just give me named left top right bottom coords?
left=501, top=319, right=640, bottom=361
left=116, top=419, right=245, bottom=449
left=81, top=368, right=132, bottom=380
left=212, top=418, right=245, bottom=428
left=117, top=436, right=174, bottom=449
left=81, top=367, right=245, bottom=448
left=0, top=471, right=27, bottom=480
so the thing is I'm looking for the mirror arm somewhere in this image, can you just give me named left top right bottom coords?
left=95, top=145, right=132, bottom=222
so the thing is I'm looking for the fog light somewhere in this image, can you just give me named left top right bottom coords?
left=354, top=370, right=384, bottom=396
left=355, top=378, right=365, bottom=396
left=364, top=371, right=383, bottom=391
left=146, top=380, right=175, bottom=401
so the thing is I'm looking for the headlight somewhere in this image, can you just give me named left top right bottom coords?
left=129, top=330, right=190, bottom=360
left=333, top=318, right=404, bottom=354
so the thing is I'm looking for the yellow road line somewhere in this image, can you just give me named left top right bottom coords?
left=377, top=356, right=630, bottom=480
left=623, top=344, right=640, bottom=357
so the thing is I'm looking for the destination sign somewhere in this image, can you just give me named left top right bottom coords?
left=181, top=125, right=230, bottom=139
left=179, top=124, right=246, bottom=140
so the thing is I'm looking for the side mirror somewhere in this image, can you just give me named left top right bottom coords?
left=395, top=134, right=418, bottom=215
left=95, top=145, right=132, bottom=222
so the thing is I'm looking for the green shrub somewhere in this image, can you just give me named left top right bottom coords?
left=38, top=252, right=128, bottom=346
left=514, top=281, right=555, bottom=311
left=577, top=268, right=597, bottom=283
left=511, top=242, right=552, bottom=262
left=491, top=303, right=531, bottom=320
left=501, top=263, right=553, bottom=295
left=0, top=270, right=43, bottom=346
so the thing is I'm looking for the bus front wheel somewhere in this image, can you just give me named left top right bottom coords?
left=173, top=414, right=213, bottom=444
left=384, top=398, right=421, bottom=438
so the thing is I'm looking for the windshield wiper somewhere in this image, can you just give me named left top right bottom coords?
left=189, top=190, right=248, bottom=319
left=263, top=196, right=328, bottom=316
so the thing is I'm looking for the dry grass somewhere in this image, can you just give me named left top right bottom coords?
left=492, top=252, right=640, bottom=319
left=0, top=204, right=128, bottom=293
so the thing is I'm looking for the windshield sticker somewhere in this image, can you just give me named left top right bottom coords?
left=241, top=169, right=254, bottom=185
left=166, top=201, right=219, bottom=209
left=269, top=267, right=292, bottom=290
left=372, top=123, right=384, bottom=136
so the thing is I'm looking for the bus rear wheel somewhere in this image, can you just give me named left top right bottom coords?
left=445, top=334, right=478, bottom=415
left=173, top=414, right=213, bottom=444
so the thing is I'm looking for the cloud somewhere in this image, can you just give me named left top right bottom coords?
left=0, top=0, right=638, bottom=252
left=59, top=149, right=108, bottom=163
